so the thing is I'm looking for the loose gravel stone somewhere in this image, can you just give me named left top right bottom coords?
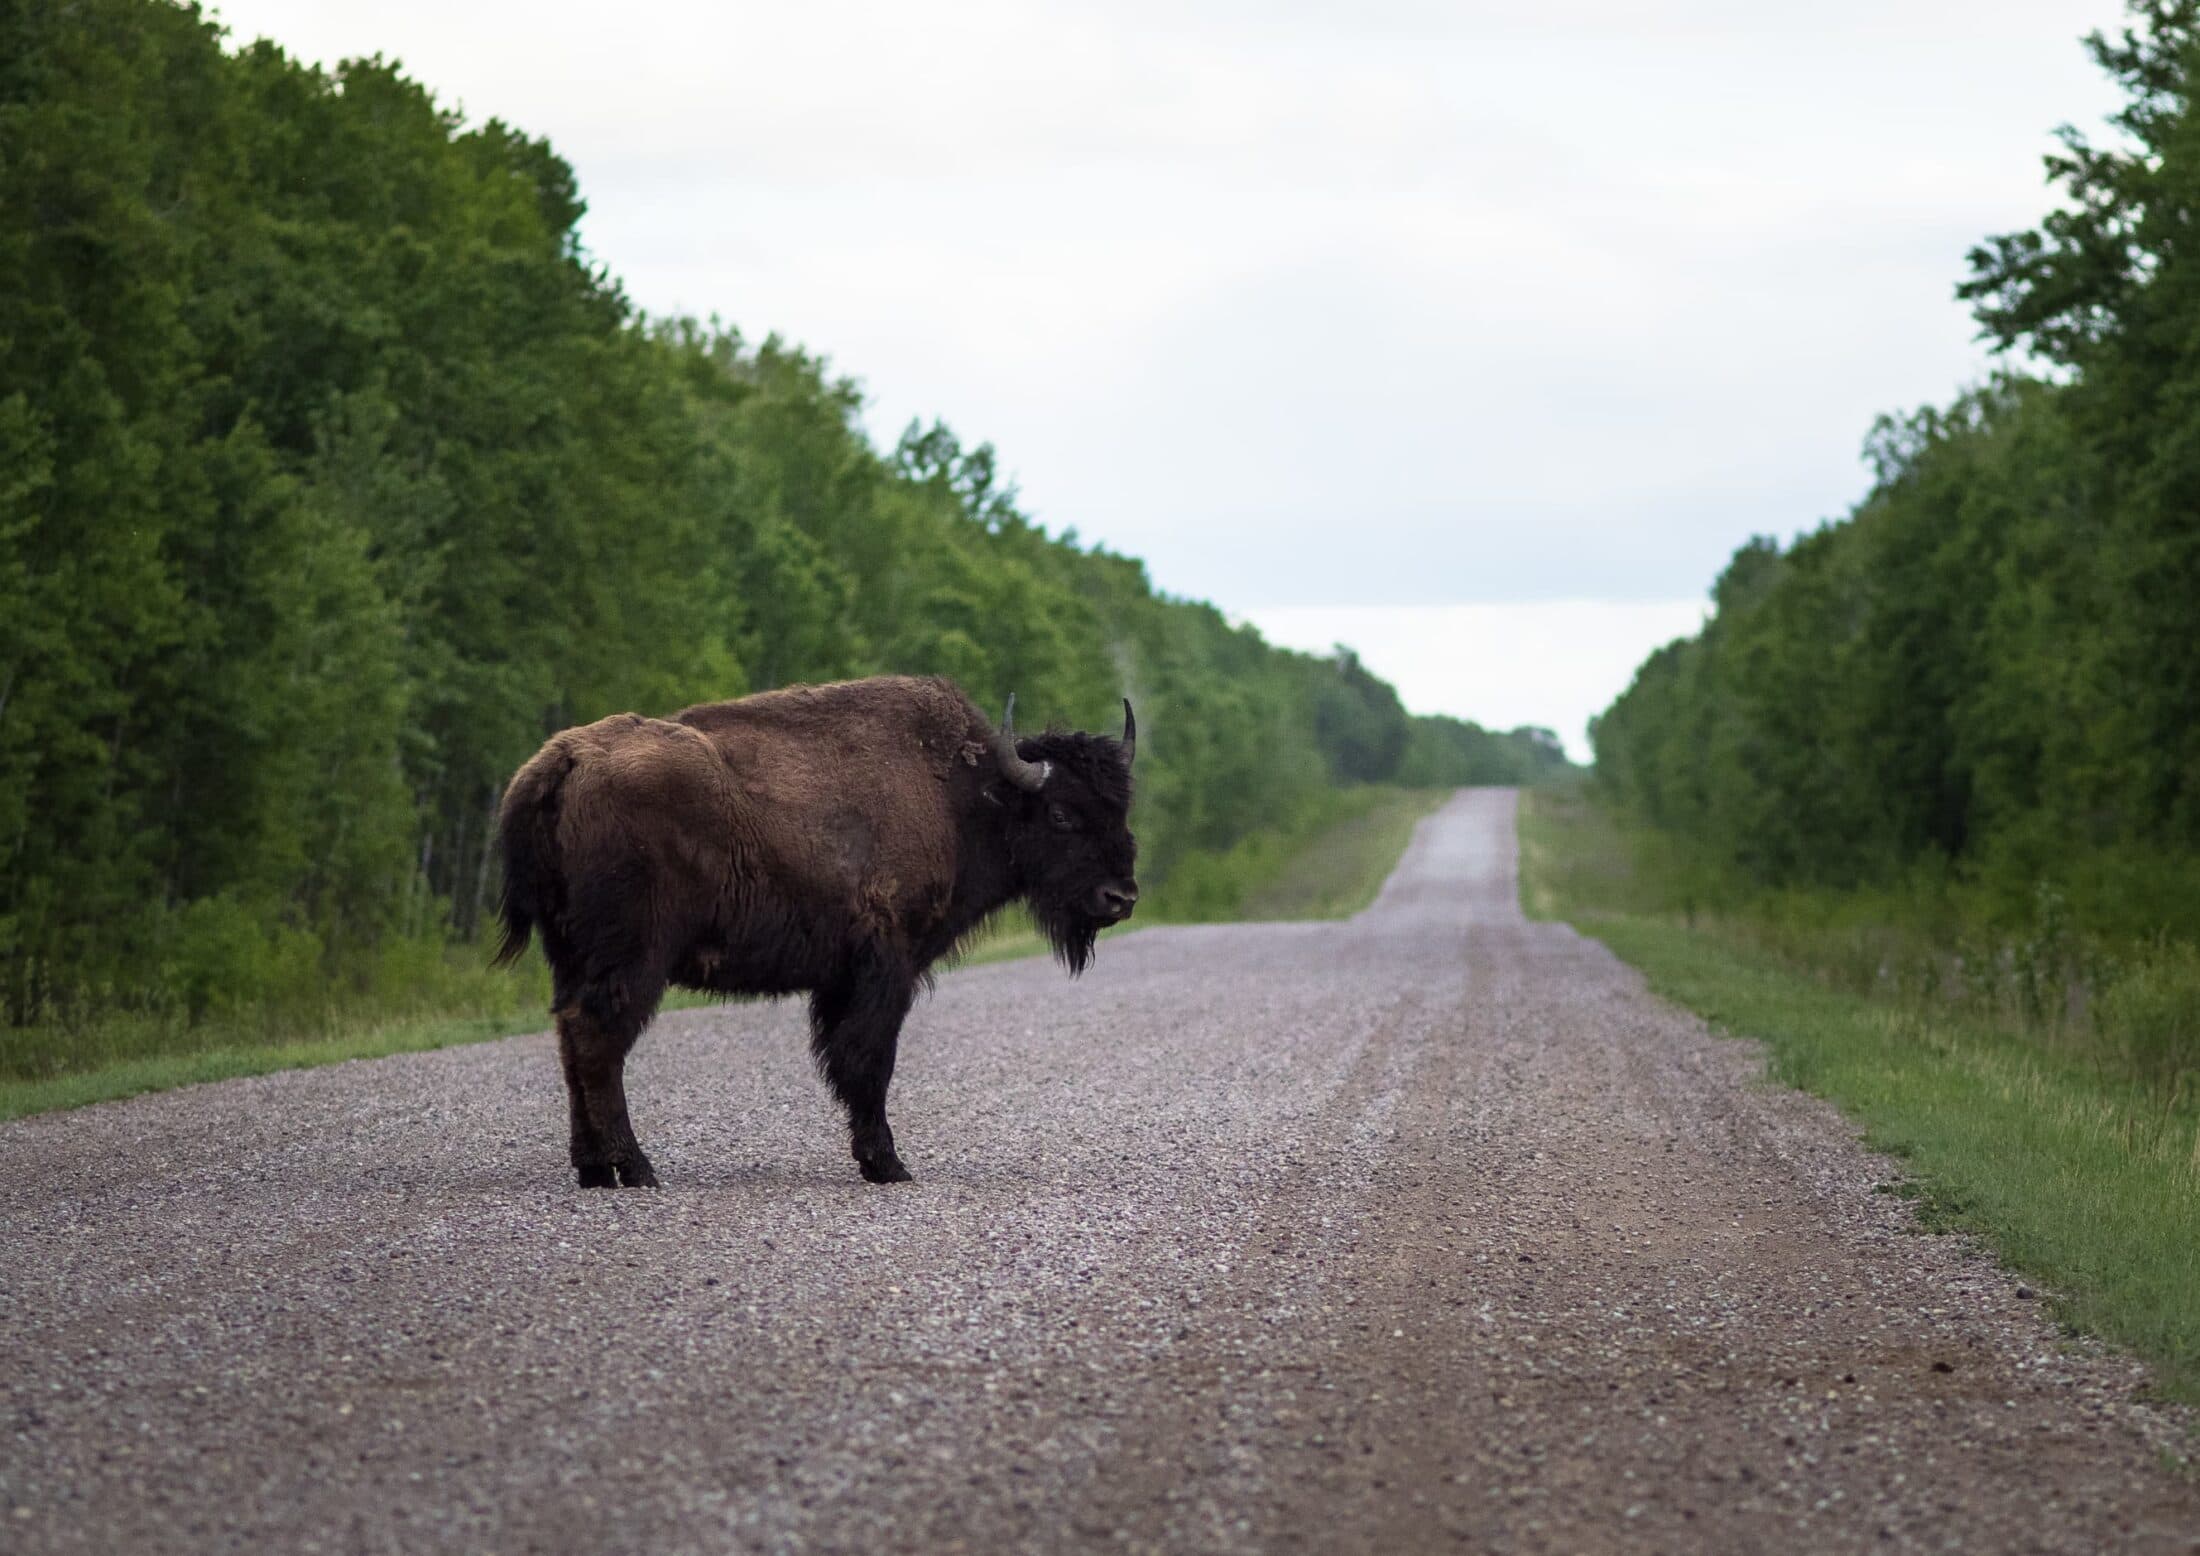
left=1, top=790, right=2194, bottom=1553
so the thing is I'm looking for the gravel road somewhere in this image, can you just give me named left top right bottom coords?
left=4, top=789, right=2195, bottom=1554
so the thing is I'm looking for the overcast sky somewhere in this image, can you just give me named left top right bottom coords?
left=212, top=0, right=2128, bottom=756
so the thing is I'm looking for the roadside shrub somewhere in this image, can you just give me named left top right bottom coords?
left=160, top=898, right=322, bottom=1025
left=368, top=932, right=551, bottom=1025
left=2096, top=943, right=2200, bottom=1092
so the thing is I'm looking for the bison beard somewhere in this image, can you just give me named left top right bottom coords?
left=1033, top=896, right=1100, bottom=977
left=493, top=676, right=1137, bottom=1189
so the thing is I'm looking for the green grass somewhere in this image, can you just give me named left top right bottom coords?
left=0, top=969, right=727, bottom=1124
left=1521, top=790, right=2200, bottom=1406
left=946, top=787, right=1449, bottom=968
left=1138, top=786, right=1449, bottom=924
left=0, top=1011, right=552, bottom=1123
left=951, top=912, right=1052, bottom=968
left=1237, top=787, right=1449, bottom=920
left=0, top=788, right=1451, bottom=1122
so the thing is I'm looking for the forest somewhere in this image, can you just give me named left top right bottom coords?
left=1589, top=3, right=2200, bottom=1076
left=0, top=0, right=1568, bottom=1044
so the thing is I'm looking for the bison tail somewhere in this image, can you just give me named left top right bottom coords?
left=491, top=740, right=574, bottom=968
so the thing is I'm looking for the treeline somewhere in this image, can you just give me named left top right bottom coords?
left=1593, top=2, right=2200, bottom=944
left=1401, top=714, right=1570, bottom=790
left=0, top=0, right=1563, bottom=1028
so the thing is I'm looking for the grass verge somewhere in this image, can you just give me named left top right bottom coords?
left=946, top=786, right=1449, bottom=968
left=0, top=1012, right=548, bottom=1124
left=1237, top=787, right=1449, bottom=920
left=0, top=982, right=730, bottom=1126
left=1, top=788, right=1451, bottom=1122
left=1139, top=786, right=1449, bottom=924
left=1520, top=790, right=2200, bottom=1405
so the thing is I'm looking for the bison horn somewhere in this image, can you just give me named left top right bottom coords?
left=1120, top=698, right=1136, bottom=767
left=995, top=694, right=1052, bottom=792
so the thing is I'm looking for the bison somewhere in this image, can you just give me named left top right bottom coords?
left=492, top=675, right=1138, bottom=1188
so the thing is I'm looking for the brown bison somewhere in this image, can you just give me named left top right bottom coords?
left=492, top=675, right=1138, bottom=1188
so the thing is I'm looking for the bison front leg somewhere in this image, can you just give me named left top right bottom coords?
left=809, top=958, right=918, bottom=1184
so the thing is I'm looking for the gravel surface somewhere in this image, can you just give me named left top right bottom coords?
left=3, top=789, right=2196, bottom=1554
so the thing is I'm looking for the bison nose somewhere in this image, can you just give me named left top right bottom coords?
left=1096, top=882, right=1139, bottom=921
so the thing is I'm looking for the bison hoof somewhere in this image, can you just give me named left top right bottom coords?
left=616, top=1155, right=661, bottom=1189
left=576, top=1163, right=617, bottom=1189
left=859, top=1154, right=913, bottom=1185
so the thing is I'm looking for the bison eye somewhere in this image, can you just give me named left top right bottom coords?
left=1047, top=802, right=1076, bottom=832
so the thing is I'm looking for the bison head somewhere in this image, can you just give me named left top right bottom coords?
left=994, top=698, right=1138, bottom=975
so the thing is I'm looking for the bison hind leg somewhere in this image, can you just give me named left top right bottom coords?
left=555, top=975, right=666, bottom=1190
